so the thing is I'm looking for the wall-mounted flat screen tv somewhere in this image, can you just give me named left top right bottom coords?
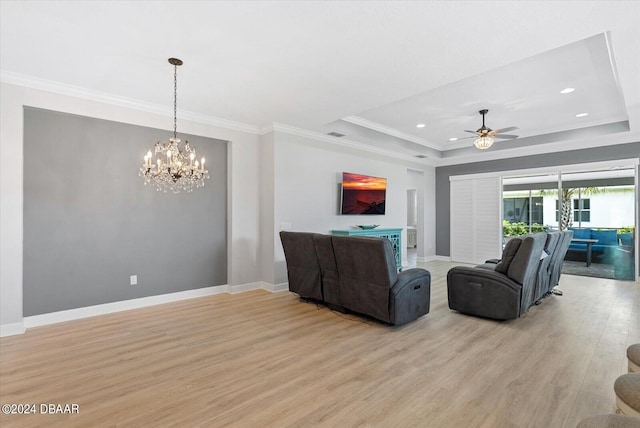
left=341, top=172, right=386, bottom=215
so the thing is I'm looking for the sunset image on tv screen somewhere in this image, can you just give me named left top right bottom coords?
left=341, top=172, right=386, bottom=215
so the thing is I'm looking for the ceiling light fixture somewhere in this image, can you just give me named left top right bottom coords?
left=448, top=137, right=458, bottom=141
left=473, top=136, right=494, bottom=150
left=575, top=112, right=588, bottom=118
left=560, top=87, right=575, bottom=94
left=416, top=123, right=426, bottom=128
left=140, top=58, right=209, bottom=193
left=472, top=109, right=495, bottom=150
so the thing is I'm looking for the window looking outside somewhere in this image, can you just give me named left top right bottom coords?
left=555, top=197, right=591, bottom=223
left=504, top=196, right=543, bottom=224
left=573, top=198, right=590, bottom=222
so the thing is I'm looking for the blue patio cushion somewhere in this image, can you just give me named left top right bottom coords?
left=569, top=227, right=591, bottom=239
left=590, top=229, right=617, bottom=246
left=619, top=232, right=633, bottom=246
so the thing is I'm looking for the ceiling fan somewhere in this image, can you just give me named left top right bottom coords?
left=461, top=109, right=519, bottom=150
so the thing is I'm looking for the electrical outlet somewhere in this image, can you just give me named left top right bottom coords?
left=130, top=275, right=138, bottom=286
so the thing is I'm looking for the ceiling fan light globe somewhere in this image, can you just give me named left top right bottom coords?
left=474, top=136, right=494, bottom=150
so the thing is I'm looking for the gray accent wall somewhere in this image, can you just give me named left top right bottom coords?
left=436, top=142, right=640, bottom=257
left=23, top=107, right=227, bottom=316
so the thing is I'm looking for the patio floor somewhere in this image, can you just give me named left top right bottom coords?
left=562, top=260, right=615, bottom=279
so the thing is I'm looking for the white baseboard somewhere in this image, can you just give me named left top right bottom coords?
left=1, top=281, right=287, bottom=336
left=270, top=282, right=289, bottom=293
left=0, top=322, right=26, bottom=337
left=228, top=281, right=264, bottom=294
left=416, top=255, right=442, bottom=262
left=433, top=255, right=452, bottom=262
left=23, top=285, right=229, bottom=330
left=229, top=281, right=289, bottom=294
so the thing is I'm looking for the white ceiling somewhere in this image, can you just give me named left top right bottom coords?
left=1, top=1, right=639, bottom=164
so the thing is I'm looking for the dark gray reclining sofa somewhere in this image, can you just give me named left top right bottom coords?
left=280, top=231, right=431, bottom=326
left=447, top=230, right=573, bottom=320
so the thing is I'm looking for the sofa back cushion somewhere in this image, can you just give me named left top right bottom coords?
left=569, top=227, right=591, bottom=240
left=534, top=231, right=561, bottom=301
left=550, top=230, right=573, bottom=287
left=508, top=233, right=547, bottom=313
left=331, top=236, right=396, bottom=323
left=495, top=238, right=522, bottom=275
left=591, top=229, right=618, bottom=246
left=507, top=233, right=546, bottom=285
left=279, top=231, right=323, bottom=301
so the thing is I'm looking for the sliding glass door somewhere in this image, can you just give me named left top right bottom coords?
left=560, top=167, right=635, bottom=280
left=503, top=166, right=636, bottom=280
left=502, top=173, right=559, bottom=242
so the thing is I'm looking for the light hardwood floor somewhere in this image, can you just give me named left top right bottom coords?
left=1, top=261, right=639, bottom=427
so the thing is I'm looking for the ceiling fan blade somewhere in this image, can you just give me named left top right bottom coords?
left=455, top=135, right=477, bottom=140
left=493, top=126, right=518, bottom=133
left=494, top=134, right=519, bottom=139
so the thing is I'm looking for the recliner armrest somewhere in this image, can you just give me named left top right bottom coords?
left=447, top=266, right=522, bottom=320
left=389, top=268, right=431, bottom=326
left=391, top=268, right=431, bottom=296
left=448, top=266, right=521, bottom=291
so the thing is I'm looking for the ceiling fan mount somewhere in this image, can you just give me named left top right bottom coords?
left=476, top=109, right=491, bottom=135
left=459, top=109, right=519, bottom=144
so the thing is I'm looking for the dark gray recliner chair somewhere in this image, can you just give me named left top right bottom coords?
left=312, top=234, right=342, bottom=311
left=447, top=232, right=547, bottom=320
left=331, top=235, right=431, bottom=325
left=279, top=231, right=324, bottom=301
left=549, top=230, right=573, bottom=289
left=533, top=231, right=562, bottom=302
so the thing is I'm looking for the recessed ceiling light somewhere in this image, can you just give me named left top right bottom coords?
left=416, top=123, right=426, bottom=128
left=560, top=87, right=575, bottom=94
left=575, top=113, right=588, bottom=118
left=448, top=137, right=458, bottom=141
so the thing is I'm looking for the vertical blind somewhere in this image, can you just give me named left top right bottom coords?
left=450, top=176, right=502, bottom=264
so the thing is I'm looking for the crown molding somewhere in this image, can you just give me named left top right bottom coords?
left=260, top=123, right=275, bottom=135
left=342, top=115, right=443, bottom=151
left=269, top=123, right=437, bottom=167
left=0, top=70, right=262, bottom=135
left=3, top=70, right=635, bottom=168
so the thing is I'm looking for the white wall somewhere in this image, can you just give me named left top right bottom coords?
left=259, top=132, right=275, bottom=284
left=541, top=190, right=635, bottom=227
left=227, top=131, right=261, bottom=287
left=424, top=167, right=436, bottom=258
left=407, top=168, right=436, bottom=260
left=271, top=131, right=435, bottom=284
left=0, top=82, right=262, bottom=332
left=406, top=188, right=417, bottom=227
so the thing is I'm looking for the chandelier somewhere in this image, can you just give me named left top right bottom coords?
left=140, top=58, right=209, bottom=193
left=473, top=135, right=494, bottom=150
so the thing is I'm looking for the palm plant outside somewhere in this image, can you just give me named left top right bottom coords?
left=502, top=187, right=602, bottom=234
left=557, top=187, right=602, bottom=230
left=533, top=186, right=634, bottom=230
